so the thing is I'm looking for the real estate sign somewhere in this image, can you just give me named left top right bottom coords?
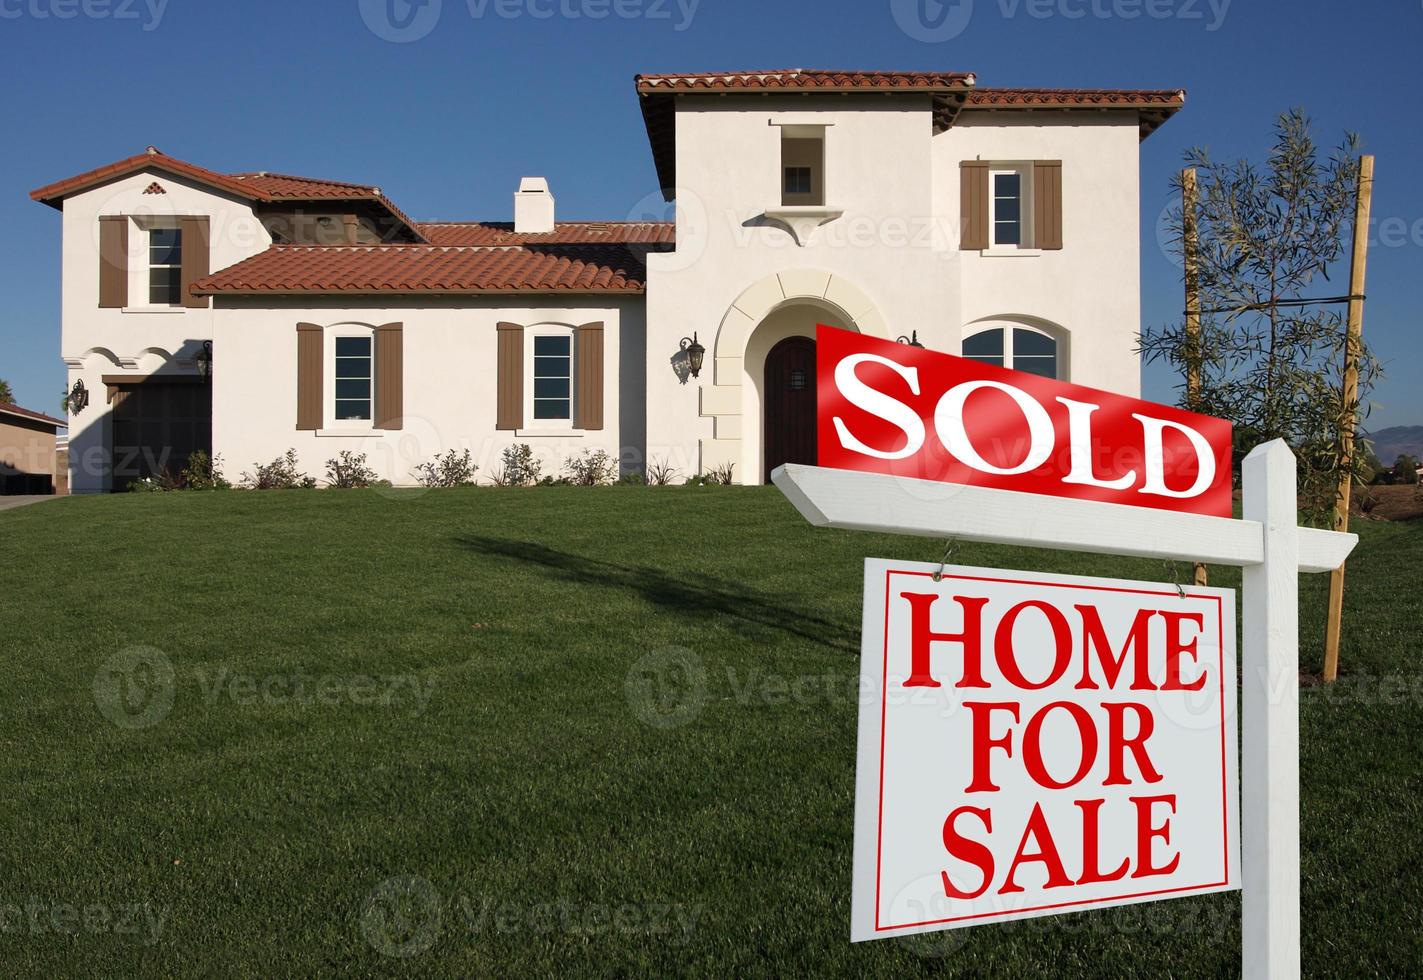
left=851, top=559, right=1239, bottom=943
left=816, top=325, right=1233, bottom=517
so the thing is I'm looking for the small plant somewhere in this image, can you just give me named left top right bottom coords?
left=242, top=449, right=316, bottom=490
left=181, top=451, right=230, bottom=490
left=645, top=458, right=678, bottom=486
left=618, top=471, right=647, bottom=486
left=686, top=461, right=736, bottom=487
left=494, top=443, right=542, bottom=487
left=126, top=476, right=168, bottom=493
left=325, top=451, right=378, bottom=489
left=412, top=449, right=479, bottom=488
left=562, top=449, right=616, bottom=486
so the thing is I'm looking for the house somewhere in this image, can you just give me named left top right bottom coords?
left=30, top=69, right=1184, bottom=492
left=0, top=402, right=66, bottom=495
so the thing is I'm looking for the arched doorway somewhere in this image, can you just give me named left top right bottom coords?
left=762, top=335, right=817, bottom=481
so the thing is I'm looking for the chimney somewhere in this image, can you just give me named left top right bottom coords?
left=514, top=177, right=555, bottom=234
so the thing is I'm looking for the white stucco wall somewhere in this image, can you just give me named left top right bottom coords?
left=211, top=298, right=643, bottom=487
left=57, top=169, right=271, bottom=491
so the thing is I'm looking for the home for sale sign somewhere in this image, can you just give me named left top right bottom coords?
left=851, top=559, right=1239, bottom=942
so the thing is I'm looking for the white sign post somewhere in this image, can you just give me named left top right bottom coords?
left=773, top=440, right=1358, bottom=978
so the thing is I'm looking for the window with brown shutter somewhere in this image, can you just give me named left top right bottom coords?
left=1032, top=160, right=1063, bottom=250
left=496, top=322, right=524, bottom=430
left=180, top=215, right=211, bottom=307
left=959, top=161, right=989, bottom=251
left=575, top=321, right=604, bottom=431
left=98, top=216, right=128, bottom=308
left=374, top=322, right=403, bottom=430
left=296, top=323, right=323, bottom=430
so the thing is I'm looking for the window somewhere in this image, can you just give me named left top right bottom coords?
left=990, top=171, right=1022, bottom=247
left=334, top=335, right=373, bottom=421
left=148, top=226, right=183, bottom=305
left=532, top=333, right=572, bottom=421
left=962, top=326, right=1060, bottom=379
left=780, top=127, right=825, bottom=206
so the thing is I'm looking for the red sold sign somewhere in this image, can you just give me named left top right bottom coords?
left=816, top=325, right=1233, bottom=517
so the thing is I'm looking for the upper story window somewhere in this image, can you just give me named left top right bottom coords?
left=990, top=171, right=1023, bottom=248
left=532, top=332, right=573, bottom=421
left=333, top=335, right=373, bottom=421
left=780, top=126, right=825, bottom=206
left=962, top=325, right=1061, bottom=380
left=148, top=227, right=183, bottom=305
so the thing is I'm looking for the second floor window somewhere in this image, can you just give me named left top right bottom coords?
left=990, top=171, right=1022, bottom=247
left=780, top=127, right=825, bottom=206
left=148, top=227, right=183, bottom=304
left=784, top=166, right=812, bottom=197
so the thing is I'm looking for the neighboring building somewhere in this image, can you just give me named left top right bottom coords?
left=0, top=403, right=66, bottom=495
left=30, top=69, right=1183, bottom=492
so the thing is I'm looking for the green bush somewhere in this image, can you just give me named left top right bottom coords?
left=412, top=449, right=479, bottom=488
left=324, top=451, right=378, bottom=489
left=495, top=444, right=541, bottom=487
left=242, top=450, right=316, bottom=490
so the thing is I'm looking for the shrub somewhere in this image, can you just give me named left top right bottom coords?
left=413, top=449, right=479, bottom=488
left=562, top=449, right=616, bottom=486
left=242, top=449, right=316, bottom=490
left=618, top=471, right=647, bottom=486
left=126, top=476, right=170, bottom=493
left=494, top=443, right=541, bottom=487
left=687, top=462, right=735, bottom=487
left=182, top=451, right=231, bottom=490
left=325, top=451, right=378, bottom=489
left=645, top=458, right=678, bottom=486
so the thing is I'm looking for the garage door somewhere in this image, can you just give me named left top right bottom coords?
left=109, top=381, right=212, bottom=491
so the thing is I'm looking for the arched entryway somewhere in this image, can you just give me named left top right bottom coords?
left=762, top=336, right=817, bottom=480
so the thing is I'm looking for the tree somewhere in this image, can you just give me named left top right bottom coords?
left=1396, top=455, right=1419, bottom=486
left=0, top=378, right=12, bottom=404
left=1142, top=110, right=1380, bottom=521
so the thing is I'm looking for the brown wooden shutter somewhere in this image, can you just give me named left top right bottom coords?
left=98, top=216, right=128, bottom=308
left=374, top=322, right=404, bottom=430
left=575, top=321, right=604, bottom=431
left=180, top=215, right=211, bottom=307
left=1033, top=161, right=1063, bottom=250
left=296, top=323, right=323, bottom=430
left=959, top=161, right=989, bottom=251
left=496, top=322, right=524, bottom=430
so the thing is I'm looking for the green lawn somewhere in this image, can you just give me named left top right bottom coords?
left=1, top=487, right=1419, bottom=976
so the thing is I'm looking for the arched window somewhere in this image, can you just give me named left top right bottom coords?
left=961, top=325, right=1061, bottom=380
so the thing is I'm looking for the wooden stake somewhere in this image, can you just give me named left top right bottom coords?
left=1183, top=167, right=1208, bottom=587
left=1324, top=154, right=1374, bottom=683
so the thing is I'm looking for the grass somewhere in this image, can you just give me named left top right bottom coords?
left=0, top=486, right=1419, bottom=976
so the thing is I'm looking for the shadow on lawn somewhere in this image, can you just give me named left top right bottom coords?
left=455, top=535, right=858, bottom=654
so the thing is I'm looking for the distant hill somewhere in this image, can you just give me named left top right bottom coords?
left=1364, top=426, right=1423, bottom=463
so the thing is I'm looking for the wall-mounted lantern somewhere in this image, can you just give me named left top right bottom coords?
left=896, top=331, right=925, bottom=349
left=195, top=340, right=213, bottom=382
left=680, top=333, right=706, bottom=379
left=67, top=379, right=89, bottom=415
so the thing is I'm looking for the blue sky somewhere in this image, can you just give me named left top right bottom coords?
left=2, top=0, right=1419, bottom=428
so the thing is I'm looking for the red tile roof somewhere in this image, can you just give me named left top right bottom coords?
left=634, top=69, right=976, bottom=92
left=414, top=221, right=674, bottom=246
left=0, top=402, right=66, bottom=428
left=965, top=87, right=1185, bottom=139
left=191, top=244, right=652, bottom=296
left=31, top=149, right=426, bottom=241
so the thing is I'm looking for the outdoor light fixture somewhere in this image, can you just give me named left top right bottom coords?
left=896, top=331, right=925, bottom=348
left=195, top=340, right=213, bottom=381
left=67, top=379, right=89, bottom=415
left=680, top=333, right=706, bottom=378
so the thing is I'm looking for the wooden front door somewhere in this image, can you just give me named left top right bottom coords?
left=763, top=336, right=817, bottom=481
left=110, top=380, right=212, bottom=491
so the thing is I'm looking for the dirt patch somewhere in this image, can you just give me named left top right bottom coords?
left=1354, top=483, right=1423, bottom=522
